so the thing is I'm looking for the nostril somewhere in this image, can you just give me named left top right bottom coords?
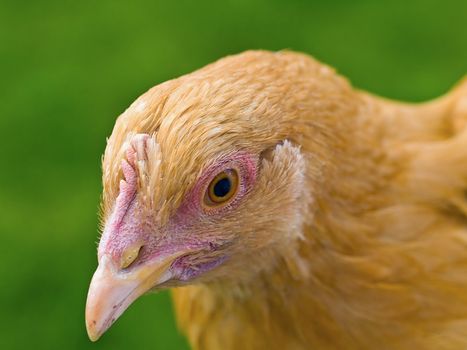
left=120, top=244, right=143, bottom=269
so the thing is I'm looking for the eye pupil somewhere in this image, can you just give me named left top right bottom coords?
left=205, top=169, right=239, bottom=206
left=213, top=177, right=231, bottom=198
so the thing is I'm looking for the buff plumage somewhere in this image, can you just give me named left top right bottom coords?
left=87, top=50, right=467, bottom=349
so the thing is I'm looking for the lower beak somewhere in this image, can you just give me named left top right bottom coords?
left=85, top=253, right=179, bottom=341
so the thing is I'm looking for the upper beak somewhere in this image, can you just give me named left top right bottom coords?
left=85, top=253, right=181, bottom=341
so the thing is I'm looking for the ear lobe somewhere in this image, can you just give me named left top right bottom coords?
left=260, top=140, right=305, bottom=175
left=236, top=140, right=310, bottom=253
left=259, top=140, right=287, bottom=162
left=256, top=140, right=311, bottom=227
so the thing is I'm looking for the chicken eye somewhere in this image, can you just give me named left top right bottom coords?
left=205, top=169, right=239, bottom=205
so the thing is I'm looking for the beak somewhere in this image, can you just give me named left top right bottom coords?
left=85, top=253, right=180, bottom=341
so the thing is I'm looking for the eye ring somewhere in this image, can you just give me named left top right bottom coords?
left=204, top=169, right=239, bottom=207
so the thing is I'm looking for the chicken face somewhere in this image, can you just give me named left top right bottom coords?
left=85, top=51, right=320, bottom=341
left=86, top=132, right=308, bottom=341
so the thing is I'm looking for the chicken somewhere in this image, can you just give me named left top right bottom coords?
left=85, top=50, right=467, bottom=350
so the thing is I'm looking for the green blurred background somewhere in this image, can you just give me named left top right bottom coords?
left=0, top=0, right=465, bottom=349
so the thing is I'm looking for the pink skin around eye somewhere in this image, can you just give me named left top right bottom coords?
left=176, top=151, right=259, bottom=220
left=169, top=151, right=259, bottom=280
left=98, top=147, right=258, bottom=281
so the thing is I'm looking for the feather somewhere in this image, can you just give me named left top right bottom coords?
left=92, top=51, right=467, bottom=349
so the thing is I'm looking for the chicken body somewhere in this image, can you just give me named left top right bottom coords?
left=86, top=51, right=467, bottom=350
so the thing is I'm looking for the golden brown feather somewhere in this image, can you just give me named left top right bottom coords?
left=88, top=50, right=467, bottom=349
